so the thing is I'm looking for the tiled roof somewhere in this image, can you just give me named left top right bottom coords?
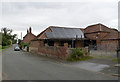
left=23, top=33, right=36, bottom=38
left=84, top=23, right=119, bottom=40
left=84, top=23, right=110, bottom=33
left=45, top=26, right=84, bottom=39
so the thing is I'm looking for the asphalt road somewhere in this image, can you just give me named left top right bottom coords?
left=2, top=46, right=118, bottom=80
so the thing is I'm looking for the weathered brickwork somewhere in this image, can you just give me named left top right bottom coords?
left=30, top=40, right=69, bottom=59
left=28, top=23, right=119, bottom=58
left=29, top=40, right=40, bottom=52
left=37, top=27, right=51, bottom=39
left=38, top=46, right=68, bottom=59
left=22, top=27, right=36, bottom=43
left=84, top=23, right=119, bottom=51
left=100, top=40, right=118, bottom=51
left=23, top=33, right=36, bottom=43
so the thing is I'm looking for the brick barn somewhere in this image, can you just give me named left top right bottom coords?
left=84, top=23, right=120, bottom=51
left=29, top=26, right=86, bottom=59
left=26, top=23, right=119, bottom=58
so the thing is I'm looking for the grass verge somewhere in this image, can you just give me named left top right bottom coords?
left=112, top=59, right=120, bottom=62
left=0, top=45, right=10, bottom=51
left=104, top=56, right=112, bottom=59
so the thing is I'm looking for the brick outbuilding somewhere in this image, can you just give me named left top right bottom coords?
left=32, top=26, right=85, bottom=48
left=29, top=26, right=86, bottom=59
left=28, top=23, right=119, bottom=58
left=84, top=23, right=120, bottom=51
left=22, top=27, right=36, bottom=43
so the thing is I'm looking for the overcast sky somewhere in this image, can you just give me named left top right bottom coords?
left=1, top=0, right=119, bottom=39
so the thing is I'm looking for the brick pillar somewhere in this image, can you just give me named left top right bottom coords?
left=64, top=43, right=68, bottom=48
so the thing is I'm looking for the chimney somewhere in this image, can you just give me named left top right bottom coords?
left=29, top=27, right=32, bottom=33
left=27, top=29, right=29, bottom=33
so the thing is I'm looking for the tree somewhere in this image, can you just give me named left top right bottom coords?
left=2, top=34, right=11, bottom=46
left=11, top=34, right=17, bottom=44
left=1, top=27, right=17, bottom=46
left=12, top=34, right=17, bottom=40
left=1, top=27, right=12, bottom=40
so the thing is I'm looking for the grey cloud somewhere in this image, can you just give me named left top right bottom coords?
left=1, top=2, right=118, bottom=38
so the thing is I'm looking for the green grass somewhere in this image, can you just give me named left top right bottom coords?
left=2, top=46, right=10, bottom=49
left=98, top=55, right=103, bottom=58
left=66, top=56, right=93, bottom=62
left=104, top=56, right=112, bottom=59
left=0, top=45, right=10, bottom=51
left=112, top=59, right=120, bottom=61
left=0, top=45, right=2, bottom=49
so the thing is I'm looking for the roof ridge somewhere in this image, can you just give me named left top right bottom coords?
left=49, top=26, right=81, bottom=29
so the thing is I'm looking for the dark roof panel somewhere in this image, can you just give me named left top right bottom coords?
left=45, top=26, right=84, bottom=39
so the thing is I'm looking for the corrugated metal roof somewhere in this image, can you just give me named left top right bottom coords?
left=45, top=26, right=84, bottom=39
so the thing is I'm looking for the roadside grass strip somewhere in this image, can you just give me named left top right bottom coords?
left=0, top=46, right=10, bottom=51
left=104, top=56, right=112, bottom=59
left=112, top=59, right=120, bottom=61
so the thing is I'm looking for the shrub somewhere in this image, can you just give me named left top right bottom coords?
left=19, top=42, right=30, bottom=49
left=66, top=48, right=92, bottom=62
left=71, top=48, right=83, bottom=59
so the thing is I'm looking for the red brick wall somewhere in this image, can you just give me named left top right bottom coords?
left=30, top=40, right=69, bottom=59
left=30, top=40, right=40, bottom=47
left=29, top=40, right=40, bottom=52
left=38, top=46, right=68, bottom=59
left=84, top=24, right=119, bottom=51
left=99, top=40, right=118, bottom=51
left=23, top=33, right=36, bottom=43
left=85, top=32, right=118, bottom=51
left=38, top=28, right=51, bottom=39
left=85, top=32, right=108, bottom=41
left=30, top=40, right=89, bottom=59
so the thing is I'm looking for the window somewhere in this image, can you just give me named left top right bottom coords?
left=44, top=40, right=47, bottom=44
left=48, top=41, right=54, bottom=46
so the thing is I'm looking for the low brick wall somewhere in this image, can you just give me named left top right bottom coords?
left=30, top=45, right=89, bottom=59
left=29, top=47, right=38, bottom=53
left=29, top=40, right=89, bottom=59
left=38, top=46, right=68, bottom=59
left=29, top=46, right=74, bottom=59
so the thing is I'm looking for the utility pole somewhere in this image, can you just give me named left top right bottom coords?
left=16, top=34, right=18, bottom=44
left=21, top=32, right=22, bottom=40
